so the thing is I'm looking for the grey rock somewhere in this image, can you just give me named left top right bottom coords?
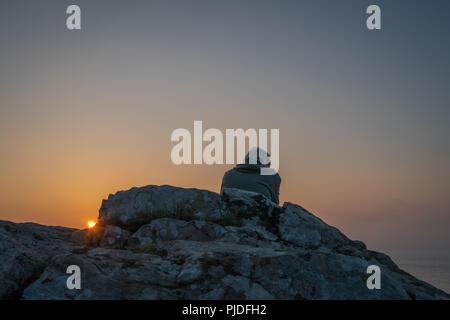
left=98, top=185, right=222, bottom=229
left=0, top=221, right=77, bottom=299
left=221, top=187, right=279, bottom=219
left=22, top=239, right=449, bottom=300
left=129, top=218, right=226, bottom=246
left=99, top=225, right=130, bottom=247
left=247, top=282, right=274, bottom=299
left=1, top=185, right=448, bottom=300
left=70, top=229, right=88, bottom=245
left=128, top=218, right=279, bottom=248
left=279, top=202, right=352, bottom=250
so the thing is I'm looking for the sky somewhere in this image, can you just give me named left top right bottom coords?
left=0, top=0, right=449, bottom=260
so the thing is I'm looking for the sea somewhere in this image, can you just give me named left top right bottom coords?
left=387, top=248, right=450, bottom=295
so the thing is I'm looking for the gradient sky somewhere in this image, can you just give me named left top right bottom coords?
left=1, top=0, right=449, bottom=260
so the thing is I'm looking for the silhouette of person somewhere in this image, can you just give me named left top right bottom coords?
left=220, top=148, right=281, bottom=204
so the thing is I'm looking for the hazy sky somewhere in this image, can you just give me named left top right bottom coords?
left=0, top=0, right=449, bottom=256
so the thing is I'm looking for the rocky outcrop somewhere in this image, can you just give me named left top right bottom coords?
left=1, top=185, right=449, bottom=300
left=0, top=221, right=77, bottom=299
left=98, top=185, right=223, bottom=229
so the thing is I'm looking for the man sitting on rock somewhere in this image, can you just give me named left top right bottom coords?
left=220, top=148, right=281, bottom=204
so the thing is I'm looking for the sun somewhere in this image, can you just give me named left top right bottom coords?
left=87, top=220, right=96, bottom=228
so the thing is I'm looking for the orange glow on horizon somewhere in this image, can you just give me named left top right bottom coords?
left=88, top=220, right=96, bottom=228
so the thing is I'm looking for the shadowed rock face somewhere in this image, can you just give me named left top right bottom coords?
left=0, top=221, right=77, bottom=299
left=1, top=185, right=449, bottom=300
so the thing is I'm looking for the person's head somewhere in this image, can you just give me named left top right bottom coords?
left=244, top=148, right=271, bottom=167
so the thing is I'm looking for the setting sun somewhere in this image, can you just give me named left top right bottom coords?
left=87, top=220, right=96, bottom=228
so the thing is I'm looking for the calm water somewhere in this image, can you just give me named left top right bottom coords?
left=389, top=249, right=450, bottom=295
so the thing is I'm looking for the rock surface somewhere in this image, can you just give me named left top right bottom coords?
left=0, top=221, right=77, bottom=299
left=1, top=185, right=448, bottom=300
left=98, top=185, right=222, bottom=229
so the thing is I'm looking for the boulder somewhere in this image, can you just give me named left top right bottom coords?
left=279, top=202, right=352, bottom=250
left=98, top=185, right=222, bottom=230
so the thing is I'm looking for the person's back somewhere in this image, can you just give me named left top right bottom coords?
left=220, top=149, right=281, bottom=204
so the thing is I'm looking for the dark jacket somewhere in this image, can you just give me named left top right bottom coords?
left=220, top=164, right=281, bottom=204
